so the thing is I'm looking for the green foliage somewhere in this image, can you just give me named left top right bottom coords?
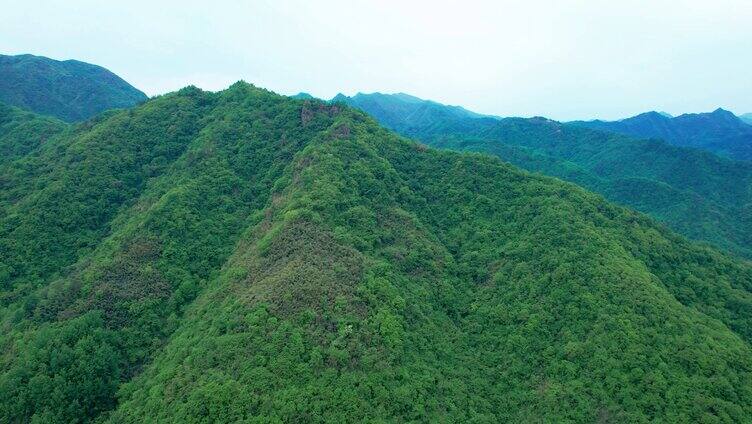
left=0, top=312, right=121, bottom=423
left=339, top=94, right=752, bottom=259
left=1, top=84, right=752, bottom=423
left=0, top=87, right=214, bottom=294
left=0, top=54, right=147, bottom=122
left=0, top=102, right=67, bottom=166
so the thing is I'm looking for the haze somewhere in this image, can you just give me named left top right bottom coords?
left=2, top=0, right=750, bottom=120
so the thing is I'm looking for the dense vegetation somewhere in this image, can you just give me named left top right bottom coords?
left=571, top=109, right=752, bottom=161
left=1, top=83, right=752, bottom=422
left=338, top=93, right=752, bottom=259
left=0, top=54, right=147, bottom=122
left=0, top=102, right=68, bottom=166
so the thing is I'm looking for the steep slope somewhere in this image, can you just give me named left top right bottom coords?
left=0, top=54, right=147, bottom=122
left=571, top=109, right=752, bottom=161
left=0, top=83, right=345, bottom=422
left=741, top=113, right=752, bottom=125
left=338, top=93, right=752, bottom=259
left=2, top=84, right=752, bottom=423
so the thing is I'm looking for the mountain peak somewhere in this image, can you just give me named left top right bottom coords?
left=710, top=107, right=738, bottom=119
left=631, top=111, right=671, bottom=121
left=5, top=82, right=752, bottom=423
left=0, top=53, right=147, bottom=121
left=291, top=92, right=314, bottom=100
left=227, top=80, right=265, bottom=91
left=331, top=93, right=350, bottom=102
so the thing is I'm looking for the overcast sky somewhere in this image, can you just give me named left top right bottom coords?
left=2, top=0, right=750, bottom=120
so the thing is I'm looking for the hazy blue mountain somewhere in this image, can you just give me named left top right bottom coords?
left=0, top=54, right=147, bottom=122
left=336, top=93, right=752, bottom=258
left=291, top=92, right=315, bottom=99
left=741, top=113, right=752, bottom=125
left=332, top=92, right=493, bottom=134
left=571, top=108, right=752, bottom=161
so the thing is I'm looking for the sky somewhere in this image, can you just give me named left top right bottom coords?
left=1, top=0, right=751, bottom=121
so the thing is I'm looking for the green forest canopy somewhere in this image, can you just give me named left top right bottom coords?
left=336, top=92, right=752, bottom=260
left=1, top=83, right=752, bottom=423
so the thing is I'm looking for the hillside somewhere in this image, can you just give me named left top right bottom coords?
left=337, top=93, right=752, bottom=259
left=741, top=113, right=752, bottom=125
left=0, top=54, right=147, bottom=122
left=1, top=83, right=752, bottom=422
left=571, top=109, right=752, bottom=161
left=0, top=102, right=68, bottom=166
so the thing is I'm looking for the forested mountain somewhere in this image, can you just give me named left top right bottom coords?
left=337, top=93, right=752, bottom=259
left=0, top=54, right=147, bottom=122
left=331, top=92, right=490, bottom=134
left=570, top=109, right=752, bottom=161
left=0, top=102, right=68, bottom=166
left=2, top=83, right=752, bottom=422
left=741, top=113, right=752, bottom=125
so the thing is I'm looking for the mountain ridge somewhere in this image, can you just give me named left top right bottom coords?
left=335, top=92, right=752, bottom=259
left=571, top=108, right=752, bottom=161
left=0, top=53, right=147, bottom=122
left=740, top=113, right=752, bottom=125
left=2, top=82, right=752, bottom=422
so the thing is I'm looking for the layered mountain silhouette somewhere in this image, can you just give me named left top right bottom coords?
left=336, top=93, right=752, bottom=259
left=571, top=109, right=752, bottom=161
left=2, top=82, right=752, bottom=422
left=740, top=113, right=752, bottom=125
left=332, top=92, right=490, bottom=133
left=0, top=54, right=147, bottom=121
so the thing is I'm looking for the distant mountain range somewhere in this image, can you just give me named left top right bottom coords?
left=330, top=92, right=490, bottom=134
left=741, top=113, right=752, bottom=125
left=570, top=109, right=752, bottom=161
left=0, top=54, right=147, bottom=121
left=334, top=93, right=752, bottom=258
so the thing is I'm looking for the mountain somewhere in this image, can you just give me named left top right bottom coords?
left=0, top=54, right=147, bottom=122
left=337, top=93, right=752, bottom=259
left=332, top=92, right=491, bottom=134
left=291, top=92, right=315, bottom=100
left=0, top=102, right=67, bottom=166
left=2, top=82, right=752, bottom=422
left=570, top=109, right=752, bottom=161
left=741, top=113, right=752, bottom=125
